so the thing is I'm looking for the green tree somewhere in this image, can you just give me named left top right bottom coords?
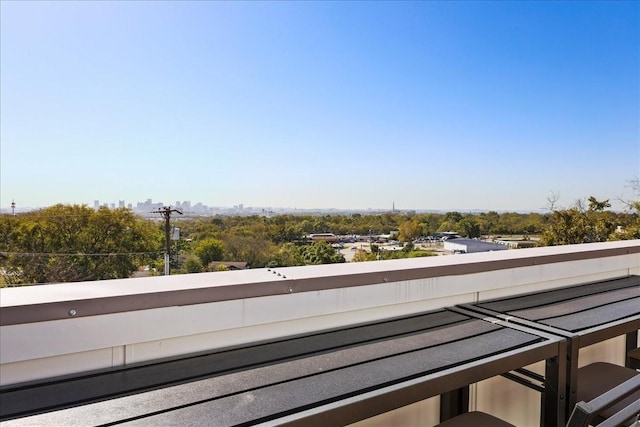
left=222, top=235, right=277, bottom=268
left=0, top=204, right=161, bottom=285
left=182, top=255, right=204, bottom=273
left=438, top=211, right=463, bottom=234
left=585, top=197, right=616, bottom=242
left=614, top=178, right=640, bottom=239
left=539, top=196, right=618, bottom=246
left=194, top=238, right=225, bottom=266
left=273, top=223, right=305, bottom=243
left=539, top=208, right=587, bottom=246
left=588, top=196, right=611, bottom=212
left=352, top=248, right=376, bottom=262
left=397, top=219, right=421, bottom=242
left=459, top=217, right=481, bottom=238
left=418, top=213, right=441, bottom=237
left=617, top=201, right=640, bottom=239
left=269, top=243, right=305, bottom=267
left=300, top=241, right=345, bottom=265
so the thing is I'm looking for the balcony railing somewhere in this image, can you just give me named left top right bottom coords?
left=1, top=240, right=639, bottom=426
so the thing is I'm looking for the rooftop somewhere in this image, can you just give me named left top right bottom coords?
left=1, top=240, right=639, bottom=426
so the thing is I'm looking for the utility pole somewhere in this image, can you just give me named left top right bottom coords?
left=152, top=206, right=182, bottom=275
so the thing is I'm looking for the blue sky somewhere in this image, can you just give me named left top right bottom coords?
left=1, top=1, right=638, bottom=212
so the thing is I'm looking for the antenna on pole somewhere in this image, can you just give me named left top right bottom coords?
left=152, top=206, right=183, bottom=275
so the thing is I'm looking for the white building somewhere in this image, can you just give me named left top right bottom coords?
left=444, top=238, right=508, bottom=254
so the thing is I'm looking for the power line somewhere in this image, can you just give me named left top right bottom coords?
left=1, top=251, right=161, bottom=257
left=0, top=213, right=157, bottom=219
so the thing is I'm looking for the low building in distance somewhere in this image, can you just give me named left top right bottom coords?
left=444, top=238, right=508, bottom=254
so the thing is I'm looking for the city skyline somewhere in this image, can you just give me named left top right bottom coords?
left=1, top=1, right=638, bottom=212
left=0, top=197, right=460, bottom=215
left=1, top=196, right=550, bottom=215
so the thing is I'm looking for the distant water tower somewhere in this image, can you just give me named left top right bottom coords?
left=11, top=199, right=16, bottom=215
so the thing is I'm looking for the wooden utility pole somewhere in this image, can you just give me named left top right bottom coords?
left=152, top=206, right=182, bottom=275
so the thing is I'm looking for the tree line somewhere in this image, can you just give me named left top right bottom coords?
left=1, top=193, right=638, bottom=285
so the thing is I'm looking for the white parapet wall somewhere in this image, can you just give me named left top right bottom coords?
left=1, top=240, right=639, bottom=389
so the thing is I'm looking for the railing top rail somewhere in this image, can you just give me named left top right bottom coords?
left=1, top=240, right=638, bottom=326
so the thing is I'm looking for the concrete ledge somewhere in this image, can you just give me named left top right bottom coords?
left=1, top=240, right=638, bottom=326
left=0, top=240, right=638, bottom=386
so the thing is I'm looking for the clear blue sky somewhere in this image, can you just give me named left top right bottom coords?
left=1, top=1, right=638, bottom=212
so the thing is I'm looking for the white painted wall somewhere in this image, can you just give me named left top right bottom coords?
left=1, top=240, right=638, bottom=427
left=2, top=243, right=638, bottom=384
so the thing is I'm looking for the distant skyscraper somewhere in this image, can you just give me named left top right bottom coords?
left=94, top=200, right=100, bottom=210
left=119, top=200, right=125, bottom=208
